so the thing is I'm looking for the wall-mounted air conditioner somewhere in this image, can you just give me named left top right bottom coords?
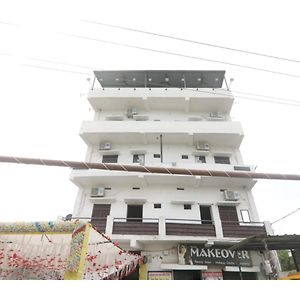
left=99, top=142, right=112, bottom=150
left=127, top=107, right=138, bottom=118
left=91, top=187, right=105, bottom=197
left=196, top=142, right=210, bottom=151
left=171, top=162, right=177, bottom=167
left=223, top=190, right=240, bottom=201
left=209, top=112, right=225, bottom=120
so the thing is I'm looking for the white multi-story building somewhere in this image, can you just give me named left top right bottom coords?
left=71, top=70, right=275, bottom=280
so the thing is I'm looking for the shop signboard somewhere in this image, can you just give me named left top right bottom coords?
left=178, top=244, right=252, bottom=267
left=148, top=271, right=172, bottom=280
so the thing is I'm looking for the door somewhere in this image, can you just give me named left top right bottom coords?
left=173, top=270, right=202, bottom=280
left=127, top=205, right=143, bottom=222
left=91, top=204, right=111, bottom=233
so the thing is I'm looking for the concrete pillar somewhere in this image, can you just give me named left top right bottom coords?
left=264, top=221, right=274, bottom=235
left=211, top=205, right=223, bottom=238
left=105, top=215, right=114, bottom=235
left=159, top=216, right=166, bottom=236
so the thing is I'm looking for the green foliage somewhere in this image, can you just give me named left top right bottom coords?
left=277, top=250, right=295, bottom=271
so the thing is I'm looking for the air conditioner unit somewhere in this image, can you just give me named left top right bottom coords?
left=91, top=187, right=105, bottom=197
left=171, top=162, right=177, bottom=167
left=196, top=142, right=210, bottom=151
left=99, top=142, right=112, bottom=150
left=223, top=190, right=240, bottom=201
left=127, top=107, right=138, bottom=118
left=210, top=112, right=224, bottom=118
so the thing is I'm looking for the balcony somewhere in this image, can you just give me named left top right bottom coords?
left=83, top=216, right=267, bottom=240
left=112, top=218, right=159, bottom=235
left=221, top=221, right=267, bottom=238
left=88, top=88, right=234, bottom=114
left=80, top=120, right=243, bottom=148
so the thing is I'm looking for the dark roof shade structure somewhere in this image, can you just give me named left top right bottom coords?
left=94, top=70, right=225, bottom=89
left=230, top=235, right=300, bottom=251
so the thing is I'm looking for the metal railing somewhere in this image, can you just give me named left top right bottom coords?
left=113, top=217, right=159, bottom=223
left=165, top=218, right=215, bottom=225
left=221, top=221, right=265, bottom=227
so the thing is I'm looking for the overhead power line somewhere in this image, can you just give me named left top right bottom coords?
left=271, top=208, right=300, bottom=225
left=61, top=32, right=300, bottom=79
left=1, top=53, right=300, bottom=107
left=81, top=20, right=300, bottom=65
left=1, top=155, right=300, bottom=181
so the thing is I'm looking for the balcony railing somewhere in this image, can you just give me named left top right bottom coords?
left=73, top=216, right=267, bottom=239
left=112, top=218, right=159, bottom=235
left=166, top=219, right=216, bottom=236
left=221, top=221, right=266, bottom=238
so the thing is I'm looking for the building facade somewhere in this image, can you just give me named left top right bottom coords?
left=71, top=70, right=277, bottom=280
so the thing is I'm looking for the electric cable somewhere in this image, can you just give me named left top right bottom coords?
left=81, top=20, right=300, bottom=65
left=61, top=32, right=300, bottom=79
left=1, top=53, right=300, bottom=106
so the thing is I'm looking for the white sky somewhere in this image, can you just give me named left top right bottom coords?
left=0, top=0, right=300, bottom=235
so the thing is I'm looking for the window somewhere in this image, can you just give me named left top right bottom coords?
left=214, top=156, right=230, bottom=164
left=241, top=210, right=251, bottom=223
left=132, top=187, right=140, bottom=190
left=177, top=187, right=184, bottom=191
left=182, top=155, right=189, bottom=159
left=200, top=206, right=213, bottom=225
left=127, top=205, right=143, bottom=222
left=104, top=187, right=111, bottom=190
left=133, top=154, right=145, bottom=165
left=102, top=155, right=118, bottom=163
left=154, top=203, right=161, bottom=209
left=184, top=204, right=192, bottom=210
left=195, top=155, right=206, bottom=163
left=153, top=154, right=161, bottom=158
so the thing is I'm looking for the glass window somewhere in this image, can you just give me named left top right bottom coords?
left=182, top=155, right=189, bottom=159
left=214, top=156, right=230, bottom=164
left=154, top=203, right=161, bottom=209
left=127, top=205, right=143, bottom=222
left=184, top=204, right=192, bottom=210
left=200, top=206, right=213, bottom=224
left=241, top=210, right=251, bottom=223
left=102, top=155, right=118, bottom=163
left=153, top=154, right=161, bottom=158
left=133, top=154, right=145, bottom=164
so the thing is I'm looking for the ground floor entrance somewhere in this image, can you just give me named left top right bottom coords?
left=173, top=270, right=202, bottom=280
left=222, top=271, right=257, bottom=280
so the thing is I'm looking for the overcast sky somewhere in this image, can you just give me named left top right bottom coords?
left=0, top=0, right=300, bottom=235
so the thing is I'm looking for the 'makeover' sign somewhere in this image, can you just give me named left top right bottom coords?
left=178, top=244, right=252, bottom=267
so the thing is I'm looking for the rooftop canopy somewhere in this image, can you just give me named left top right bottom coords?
left=230, top=234, right=300, bottom=251
left=94, top=70, right=225, bottom=89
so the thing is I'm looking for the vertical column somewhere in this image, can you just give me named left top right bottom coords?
left=106, top=215, right=114, bottom=235
left=159, top=216, right=166, bottom=236
left=64, top=223, right=91, bottom=280
left=211, top=205, right=223, bottom=238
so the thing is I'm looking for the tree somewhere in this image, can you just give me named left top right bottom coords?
left=277, top=250, right=295, bottom=271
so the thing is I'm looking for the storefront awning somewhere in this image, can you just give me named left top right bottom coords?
left=230, top=234, right=300, bottom=251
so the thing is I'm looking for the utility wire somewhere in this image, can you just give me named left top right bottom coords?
left=21, top=64, right=92, bottom=76
left=271, top=208, right=300, bottom=225
left=2, top=20, right=300, bottom=79
left=1, top=53, right=300, bottom=106
left=81, top=20, right=300, bottom=65
left=61, top=32, right=300, bottom=79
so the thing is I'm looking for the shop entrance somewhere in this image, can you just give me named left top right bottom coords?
left=222, top=271, right=257, bottom=280
left=173, top=270, right=202, bottom=280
